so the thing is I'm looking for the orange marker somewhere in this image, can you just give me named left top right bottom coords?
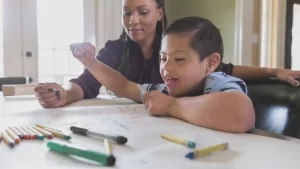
left=15, top=127, right=30, bottom=140
left=6, top=128, right=20, bottom=144
left=21, top=127, right=37, bottom=140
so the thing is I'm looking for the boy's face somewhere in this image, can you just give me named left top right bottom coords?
left=160, top=34, right=210, bottom=97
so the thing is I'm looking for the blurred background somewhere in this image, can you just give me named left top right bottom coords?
left=0, top=0, right=298, bottom=84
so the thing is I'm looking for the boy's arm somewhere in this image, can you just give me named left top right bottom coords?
left=170, top=91, right=255, bottom=133
left=86, top=61, right=141, bottom=102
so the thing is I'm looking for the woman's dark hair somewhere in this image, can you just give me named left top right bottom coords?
left=117, top=0, right=167, bottom=81
left=163, top=16, right=223, bottom=71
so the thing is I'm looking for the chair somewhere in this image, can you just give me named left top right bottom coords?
left=245, top=78, right=300, bottom=138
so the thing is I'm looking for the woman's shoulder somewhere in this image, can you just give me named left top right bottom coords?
left=100, top=39, right=124, bottom=52
left=96, top=39, right=124, bottom=68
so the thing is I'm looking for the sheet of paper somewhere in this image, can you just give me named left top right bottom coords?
left=1, top=96, right=300, bottom=169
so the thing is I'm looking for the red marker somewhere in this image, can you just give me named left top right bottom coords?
left=6, top=128, right=20, bottom=144
left=15, top=127, right=30, bottom=140
left=33, top=127, right=53, bottom=139
left=22, top=127, right=37, bottom=140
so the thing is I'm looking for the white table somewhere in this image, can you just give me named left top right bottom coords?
left=1, top=93, right=300, bottom=169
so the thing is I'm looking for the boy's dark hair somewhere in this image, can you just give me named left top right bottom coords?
left=162, top=16, right=223, bottom=71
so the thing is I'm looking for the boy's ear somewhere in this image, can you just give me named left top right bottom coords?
left=206, top=53, right=221, bottom=73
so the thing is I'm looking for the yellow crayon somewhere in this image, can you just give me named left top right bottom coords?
left=36, top=124, right=62, bottom=132
left=28, top=127, right=45, bottom=140
left=33, top=127, right=54, bottom=139
left=43, top=127, right=71, bottom=140
left=1, top=131, right=15, bottom=148
left=104, top=139, right=112, bottom=155
left=161, top=133, right=196, bottom=148
left=185, top=143, right=229, bottom=159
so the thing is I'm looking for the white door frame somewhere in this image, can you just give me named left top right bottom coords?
left=2, top=0, right=97, bottom=82
left=234, top=0, right=254, bottom=66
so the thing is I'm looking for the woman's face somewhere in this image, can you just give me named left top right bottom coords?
left=122, top=0, right=162, bottom=42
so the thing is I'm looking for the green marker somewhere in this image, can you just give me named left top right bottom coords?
left=47, top=141, right=115, bottom=166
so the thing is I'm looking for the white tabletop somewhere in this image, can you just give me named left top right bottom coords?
left=1, top=93, right=300, bottom=169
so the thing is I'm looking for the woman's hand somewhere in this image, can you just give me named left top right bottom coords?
left=70, top=42, right=96, bottom=67
left=34, top=83, right=68, bottom=108
left=272, top=69, right=300, bottom=87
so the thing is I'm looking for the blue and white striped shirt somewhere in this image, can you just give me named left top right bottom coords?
left=141, top=72, right=247, bottom=96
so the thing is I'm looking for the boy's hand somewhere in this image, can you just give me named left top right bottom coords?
left=70, top=42, right=96, bottom=67
left=143, top=91, right=177, bottom=116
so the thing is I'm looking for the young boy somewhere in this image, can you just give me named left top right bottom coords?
left=72, top=16, right=255, bottom=133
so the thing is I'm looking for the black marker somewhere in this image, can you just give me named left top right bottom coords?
left=70, top=126, right=127, bottom=145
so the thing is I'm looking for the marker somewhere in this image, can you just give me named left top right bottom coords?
left=28, top=127, right=44, bottom=140
left=21, top=127, right=37, bottom=140
left=43, top=128, right=71, bottom=140
left=33, top=127, right=53, bottom=139
left=6, top=128, right=21, bottom=144
left=9, top=127, right=23, bottom=139
left=1, top=131, right=15, bottom=148
left=70, top=126, right=127, bottom=145
left=161, top=133, right=196, bottom=148
left=185, top=143, right=229, bottom=159
left=104, top=139, right=113, bottom=155
left=15, top=127, right=30, bottom=140
left=47, top=141, right=115, bottom=166
left=136, top=84, right=147, bottom=95
left=36, top=124, right=62, bottom=132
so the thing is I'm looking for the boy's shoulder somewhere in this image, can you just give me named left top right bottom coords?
left=204, top=72, right=247, bottom=94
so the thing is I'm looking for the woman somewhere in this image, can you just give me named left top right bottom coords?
left=35, top=0, right=300, bottom=108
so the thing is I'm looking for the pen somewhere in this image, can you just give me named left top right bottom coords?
left=47, top=141, right=115, bottom=166
left=70, top=126, right=127, bottom=145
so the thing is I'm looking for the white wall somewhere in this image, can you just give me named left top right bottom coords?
left=165, top=0, right=236, bottom=64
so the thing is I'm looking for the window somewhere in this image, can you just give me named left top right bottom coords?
left=0, top=0, right=3, bottom=76
left=37, top=0, right=84, bottom=83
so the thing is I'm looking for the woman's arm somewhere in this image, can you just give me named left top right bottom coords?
left=170, top=91, right=255, bottom=133
left=223, top=63, right=300, bottom=86
left=232, top=65, right=273, bottom=79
